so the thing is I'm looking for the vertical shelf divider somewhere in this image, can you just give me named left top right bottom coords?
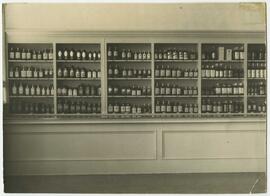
left=151, top=42, right=155, bottom=115
left=244, top=43, right=248, bottom=116
left=53, top=43, right=57, bottom=116
left=198, top=43, right=202, bottom=116
left=101, top=39, right=107, bottom=115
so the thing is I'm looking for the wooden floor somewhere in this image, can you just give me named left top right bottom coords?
left=4, top=172, right=266, bottom=193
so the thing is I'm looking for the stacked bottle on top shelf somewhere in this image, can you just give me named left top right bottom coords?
left=11, top=83, right=54, bottom=97
left=57, top=84, right=101, bottom=97
left=57, top=101, right=101, bottom=114
left=107, top=47, right=151, bottom=60
left=155, top=66, right=198, bottom=78
left=108, top=85, right=151, bottom=96
left=108, top=65, right=151, bottom=78
left=248, top=47, right=266, bottom=60
left=248, top=101, right=266, bottom=113
left=247, top=63, right=266, bottom=79
left=155, top=101, right=198, bottom=114
left=154, top=48, right=197, bottom=60
left=201, top=64, right=244, bottom=78
left=9, top=66, right=53, bottom=79
left=57, top=66, right=100, bottom=79
left=155, top=83, right=197, bottom=96
left=202, top=45, right=244, bottom=61
left=9, top=47, right=53, bottom=60
left=57, top=48, right=101, bottom=60
left=108, top=103, right=151, bottom=114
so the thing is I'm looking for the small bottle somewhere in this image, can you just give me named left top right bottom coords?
left=15, top=48, right=21, bottom=59
left=9, top=47, right=15, bottom=59
left=41, top=86, right=46, bottom=96
left=88, top=51, right=92, bottom=60
left=81, top=50, right=87, bottom=60
left=12, top=83, right=17, bottom=95
left=37, top=50, right=42, bottom=60
left=107, top=47, right=112, bottom=60
left=69, top=66, right=75, bottom=78
left=127, top=50, right=132, bottom=60
left=43, top=49, right=48, bottom=60
left=92, top=51, right=97, bottom=60
left=21, top=66, right=26, bottom=78
left=81, top=68, right=86, bottom=78
left=57, top=67, right=63, bottom=78
left=36, top=85, right=41, bottom=95
left=108, top=103, right=113, bottom=113
left=63, top=67, right=68, bottom=78
left=30, top=85, right=35, bottom=96
left=76, top=50, right=81, bottom=60
left=57, top=49, right=63, bottom=60
left=113, top=47, right=118, bottom=60
left=49, top=49, right=53, bottom=60
left=18, top=83, right=24, bottom=95
left=121, top=49, right=126, bottom=60
left=21, top=48, right=26, bottom=60
left=26, top=49, right=32, bottom=60
left=9, top=67, right=14, bottom=78
left=63, top=48, right=68, bottom=60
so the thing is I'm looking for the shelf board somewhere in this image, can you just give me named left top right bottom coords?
left=56, top=113, right=101, bottom=116
left=108, top=95, right=151, bottom=98
left=57, top=59, right=100, bottom=63
left=202, top=77, right=244, bottom=80
left=247, top=77, right=266, bottom=80
left=58, top=96, right=101, bottom=98
left=108, top=77, right=151, bottom=80
left=155, top=77, right=198, bottom=80
left=247, top=95, right=266, bottom=98
left=57, top=78, right=100, bottom=81
left=247, top=60, right=266, bottom=63
left=107, top=60, right=151, bottom=63
left=8, top=77, right=53, bottom=80
left=202, top=95, right=244, bottom=98
left=154, top=60, right=197, bottom=63
left=8, top=59, right=53, bottom=63
left=155, top=95, right=197, bottom=98
left=202, top=60, right=244, bottom=63
left=10, top=95, right=54, bottom=98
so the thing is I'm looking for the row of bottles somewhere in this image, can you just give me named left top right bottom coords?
left=108, top=65, right=151, bottom=78
left=108, top=103, right=151, bottom=114
left=108, top=85, right=151, bottom=96
left=107, top=47, right=151, bottom=60
left=57, top=101, right=101, bottom=114
left=155, top=83, right=198, bottom=95
left=155, top=66, right=198, bottom=78
left=154, top=49, right=197, bottom=60
left=57, top=67, right=101, bottom=78
left=202, top=100, right=244, bottom=113
left=202, top=46, right=244, bottom=60
left=248, top=49, right=266, bottom=60
left=10, top=102, right=54, bottom=114
left=9, top=66, right=53, bottom=78
left=155, top=101, right=198, bottom=113
left=248, top=101, right=267, bottom=113
left=247, top=63, right=266, bottom=78
left=248, top=81, right=266, bottom=95
left=57, top=48, right=101, bottom=60
left=9, top=47, right=53, bottom=60
left=11, top=83, right=54, bottom=96
left=57, top=85, right=101, bottom=96
left=202, top=64, right=243, bottom=78
left=202, top=82, right=244, bottom=95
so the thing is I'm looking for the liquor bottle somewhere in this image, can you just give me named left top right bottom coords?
left=147, top=51, right=151, bottom=60
left=76, top=50, right=81, bottom=60
left=176, top=85, right=182, bottom=95
left=114, top=65, right=119, bottom=77
left=179, top=50, right=183, bottom=60
left=68, top=66, right=74, bottom=78
left=63, top=48, right=68, bottom=60
left=57, top=49, right=63, bottom=60
left=121, top=49, right=126, bottom=60
left=44, top=69, right=49, bottom=78
left=138, top=51, right=143, bottom=60
left=165, top=66, right=171, bottom=78
left=173, top=102, right=178, bottom=113
left=183, top=51, right=188, bottom=60
left=69, top=48, right=75, bottom=60
left=239, top=46, right=244, bottom=60
left=57, top=67, right=63, bottom=78
left=122, top=67, right=127, bottom=78
left=125, top=103, right=131, bottom=113
left=178, top=103, right=183, bottom=113
left=63, top=101, right=69, bottom=113
left=161, top=101, right=166, bottom=113
left=127, top=49, right=132, bottom=60
left=9, top=47, right=15, bottom=59
left=233, top=47, right=240, bottom=60
left=81, top=68, right=86, bottom=78
left=21, top=66, right=26, bottom=78
left=41, top=86, right=46, bottom=96
left=26, top=67, right=32, bottom=78
left=82, top=50, right=87, bottom=60
left=113, top=47, right=118, bottom=60
left=92, top=70, right=97, bottom=78
left=88, top=51, right=92, bottom=60
left=210, top=65, right=215, bottom=78
left=131, top=85, right=136, bottom=96
left=211, top=47, right=217, bottom=60
left=26, top=49, right=32, bottom=60
left=9, top=67, right=14, bottom=78
left=43, top=49, right=48, bottom=60
left=92, top=51, right=97, bottom=60
left=114, top=103, right=119, bottom=113
left=163, top=50, right=168, bottom=60
left=134, top=51, right=138, bottom=60
left=190, top=49, right=196, bottom=60
left=97, top=51, right=101, bottom=60
left=160, top=65, right=165, bottom=77
left=173, top=48, right=178, bottom=60
left=158, top=50, right=163, bottom=60
left=108, top=103, right=113, bottom=113
left=107, top=47, right=112, bottom=60
left=160, top=83, right=165, bottom=95
left=21, top=48, right=26, bottom=60
left=37, top=50, right=42, bottom=60
left=120, top=104, right=126, bottom=113
left=166, top=101, right=172, bottom=113
left=15, top=48, right=21, bottom=59
left=18, top=83, right=24, bottom=95
left=167, top=49, right=172, bottom=60
left=63, top=67, right=68, bottom=78
left=184, top=69, right=189, bottom=78
left=165, top=83, right=171, bottom=95
left=49, top=49, right=53, bottom=60
left=238, top=82, right=244, bottom=94
left=12, top=83, right=17, bottom=95
left=205, top=65, right=210, bottom=78
left=50, top=85, right=54, bottom=96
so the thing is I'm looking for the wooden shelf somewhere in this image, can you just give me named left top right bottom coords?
left=107, top=60, right=151, bottom=63
left=201, top=60, right=244, bottom=63
left=155, top=95, right=197, bottom=98
left=155, top=77, right=198, bottom=80
left=202, top=77, right=244, bottom=80
left=108, top=78, right=151, bottom=80
left=202, top=95, right=244, bottom=98
left=247, top=60, right=266, bottom=63
left=57, top=59, right=100, bottom=63
left=247, top=77, right=266, bottom=80
left=58, top=96, right=101, bottom=98
left=8, top=77, right=53, bottom=81
left=154, top=60, right=197, bottom=63
left=10, top=95, right=54, bottom=98
left=108, top=95, right=151, bottom=98
left=8, top=60, right=53, bottom=63
left=57, top=78, right=100, bottom=81
left=247, top=95, right=266, bottom=98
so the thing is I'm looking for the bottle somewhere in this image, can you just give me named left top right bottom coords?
left=173, top=48, right=178, bottom=60
left=49, top=49, right=53, bottom=60
left=12, top=83, right=17, bottom=95
left=68, top=66, right=74, bottom=78
left=165, top=66, right=171, bottom=78
left=41, top=86, right=46, bottom=96
left=138, top=51, right=143, bottom=60
left=233, top=47, right=240, bottom=60
left=160, top=65, right=165, bottom=77
left=15, top=48, right=21, bottom=59
left=21, top=66, right=26, bottom=78
left=76, top=50, right=81, bottom=60
left=114, top=103, right=119, bottom=113
left=88, top=51, right=92, bottom=60
left=147, top=51, right=151, bottom=60
left=161, top=101, right=166, bottom=113
left=92, top=51, right=97, bottom=60
left=57, top=49, right=63, bottom=59
left=21, top=48, right=26, bottom=59
left=57, top=67, right=63, bottom=78
left=121, top=49, right=126, bottom=60
left=26, top=67, right=32, bottom=78
left=165, top=83, right=171, bottom=95
left=183, top=50, right=188, bottom=60
left=127, top=49, right=132, bottom=60
left=37, top=50, right=42, bottom=60
left=63, top=67, right=68, bottom=78
left=81, top=50, right=87, bottom=60
left=179, top=50, right=183, bottom=60
left=97, top=51, right=101, bottom=60
left=211, top=47, right=216, bottom=60
left=14, top=66, right=20, bottom=78
left=81, top=68, right=86, bottom=78
left=69, top=48, right=75, bottom=60
left=18, top=83, right=24, bottom=95
left=43, top=49, right=48, bottom=60
left=215, top=83, right=221, bottom=95
left=114, top=65, right=119, bottom=77
left=205, top=65, right=210, bottom=78
left=160, top=83, right=165, bottom=95
left=92, top=70, right=97, bottom=78
left=178, top=103, right=183, bottom=113
left=50, top=85, right=54, bottom=96
left=107, top=47, right=112, bottom=59
left=9, top=47, right=15, bottom=59
left=26, top=49, right=31, bottom=60
left=125, top=103, right=131, bottom=114
left=166, top=101, right=172, bottom=113
left=108, top=103, right=113, bottom=113
left=113, top=47, right=118, bottom=60
left=122, top=67, right=127, bottom=78
left=9, top=67, right=14, bottom=78
left=62, top=48, right=68, bottom=60
left=134, top=52, right=138, bottom=60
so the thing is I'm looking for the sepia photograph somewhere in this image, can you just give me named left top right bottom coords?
left=1, top=0, right=268, bottom=194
